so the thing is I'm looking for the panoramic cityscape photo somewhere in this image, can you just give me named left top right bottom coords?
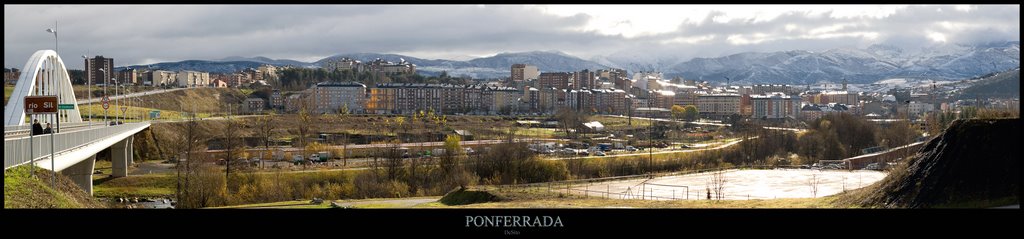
left=3, top=4, right=1019, bottom=212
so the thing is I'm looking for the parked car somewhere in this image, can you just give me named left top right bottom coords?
left=595, top=151, right=606, bottom=156
left=626, top=146, right=638, bottom=152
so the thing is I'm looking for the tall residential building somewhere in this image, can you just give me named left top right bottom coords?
left=314, top=81, right=367, bottom=114
left=802, top=90, right=859, bottom=105
left=750, top=93, right=801, bottom=119
left=323, top=57, right=364, bottom=72
left=538, top=72, right=571, bottom=90
left=598, top=68, right=627, bottom=81
left=510, top=64, right=539, bottom=82
left=697, top=93, right=741, bottom=120
left=752, top=84, right=796, bottom=94
left=85, top=56, right=114, bottom=86
left=270, top=89, right=284, bottom=109
left=117, top=68, right=138, bottom=85
left=367, top=58, right=416, bottom=75
left=5, top=68, right=21, bottom=85
left=573, top=69, right=595, bottom=90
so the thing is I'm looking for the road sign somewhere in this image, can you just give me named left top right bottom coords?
left=24, top=96, right=58, bottom=114
left=58, top=104, right=75, bottom=110
left=150, top=110, right=161, bottom=119
left=102, top=96, right=110, bottom=110
left=121, top=106, right=129, bottom=113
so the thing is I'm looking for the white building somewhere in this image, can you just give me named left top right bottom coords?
left=751, top=92, right=802, bottom=119
left=314, top=81, right=367, bottom=114
left=176, top=71, right=210, bottom=87
left=908, top=101, right=935, bottom=115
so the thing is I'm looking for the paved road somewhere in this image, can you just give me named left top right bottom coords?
left=78, top=87, right=189, bottom=104
left=603, top=115, right=806, bottom=132
left=331, top=197, right=440, bottom=208
left=566, top=137, right=749, bottom=160
left=206, top=138, right=561, bottom=154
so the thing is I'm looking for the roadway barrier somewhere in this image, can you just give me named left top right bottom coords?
left=4, top=122, right=150, bottom=170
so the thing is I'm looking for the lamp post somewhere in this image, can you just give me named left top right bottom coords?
left=114, top=77, right=119, bottom=124
left=46, top=25, right=60, bottom=134
left=100, top=68, right=108, bottom=125
left=83, top=55, right=92, bottom=126
left=46, top=24, right=59, bottom=188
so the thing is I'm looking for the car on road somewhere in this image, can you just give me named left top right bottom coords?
left=594, top=151, right=606, bottom=156
left=625, top=146, right=637, bottom=152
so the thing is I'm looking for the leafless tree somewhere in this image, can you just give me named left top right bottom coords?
left=296, top=97, right=314, bottom=170
left=253, top=114, right=276, bottom=169
left=709, top=169, right=728, bottom=200
left=174, top=111, right=223, bottom=208
left=222, top=117, right=241, bottom=190
left=807, top=174, right=821, bottom=198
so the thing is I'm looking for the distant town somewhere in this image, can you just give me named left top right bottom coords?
left=6, top=55, right=1017, bottom=126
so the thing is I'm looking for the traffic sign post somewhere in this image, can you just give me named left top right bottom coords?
left=24, top=96, right=58, bottom=114
left=102, top=95, right=109, bottom=125
left=24, top=96, right=57, bottom=179
left=58, top=104, right=75, bottom=110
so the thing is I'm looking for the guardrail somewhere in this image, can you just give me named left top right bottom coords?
left=4, top=122, right=99, bottom=137
left=4, top=122, right=150, bottom=170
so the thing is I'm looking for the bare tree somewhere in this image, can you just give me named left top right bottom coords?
left=807, top=174, right=821, bottom=198
left=174, top=110, right=222, bottom=208
left=223, top=117, right=241, bottom=189
left=297, top=97, right=314, bottom=170
left=253, top=113, right=276, bottom=169
left=709, top=169, right=728, bottom=200
left=383, top=117, right=405, bottom=181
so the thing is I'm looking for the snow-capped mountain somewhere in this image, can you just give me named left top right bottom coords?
left=663, top=41, right=1019, bottom=85
left=218, top=56, right=315, bottom=67
left=125, top=41, right=1018, bottom=83
left=315, top=51, right=609, bottom=79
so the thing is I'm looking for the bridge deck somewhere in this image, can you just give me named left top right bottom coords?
left=4, top=122, right=150, bottom=171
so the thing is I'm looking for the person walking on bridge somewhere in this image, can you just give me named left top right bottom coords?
left=43, top=122, right=53, bottom=134
left=32, top=120, right=44, bottom=135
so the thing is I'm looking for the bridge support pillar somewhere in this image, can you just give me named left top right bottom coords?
left=112, top=137, right=130, bottom=177
left=128, top=136, right=135, bottom=165
left=62, top=155, right=96, bottom=196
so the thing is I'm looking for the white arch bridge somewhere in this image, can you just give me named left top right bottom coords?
left=4, top=50, right=150, bottom=195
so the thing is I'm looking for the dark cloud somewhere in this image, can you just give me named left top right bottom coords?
left=4, top=5, right=1018, bottom=70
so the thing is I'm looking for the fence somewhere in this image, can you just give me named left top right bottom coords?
left=4, top=122, right=150, bottom=170
left=495, top=164, right=810, bottom=201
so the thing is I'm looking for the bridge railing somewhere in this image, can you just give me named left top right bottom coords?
left=4, top=122, right=150, bottom=170
left=4, top=121, right=93, bottom=132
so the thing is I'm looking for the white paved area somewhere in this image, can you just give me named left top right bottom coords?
left=572, top=169, right=887, bottom=200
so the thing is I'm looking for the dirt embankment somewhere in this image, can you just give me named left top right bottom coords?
left=850, top=118, right=1019, bottom=208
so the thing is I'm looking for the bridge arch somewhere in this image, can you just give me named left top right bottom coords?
left=4, top=49, right=82, bottom=126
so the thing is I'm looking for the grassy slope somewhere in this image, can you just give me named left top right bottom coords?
left=4, top=166, right=107, bottom=208
left=3, top=86, right=12, bottom=105
left=93, top=173, right=177, bottom=198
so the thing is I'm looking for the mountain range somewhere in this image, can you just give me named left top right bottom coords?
left=123, top=41, right=1019, bottom=85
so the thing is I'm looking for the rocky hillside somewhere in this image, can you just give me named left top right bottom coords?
left=851, top=118, right=1019, bottom=208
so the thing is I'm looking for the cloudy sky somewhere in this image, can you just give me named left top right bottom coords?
left=4, top=4, right=1019, bottom=69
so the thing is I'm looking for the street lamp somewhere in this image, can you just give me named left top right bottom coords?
left=83, top=55, right=92, bottom=126
left=113, top=77, right=119, bottom=123
left=100, top=68, right=108, bottom=125
left=45, top=24, right=59, bottom=188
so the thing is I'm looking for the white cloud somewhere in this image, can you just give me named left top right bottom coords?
left=3, top=4, right=1018, bottom=70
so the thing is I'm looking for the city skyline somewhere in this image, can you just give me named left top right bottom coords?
left=4, top=5, right=1020, bottom=70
